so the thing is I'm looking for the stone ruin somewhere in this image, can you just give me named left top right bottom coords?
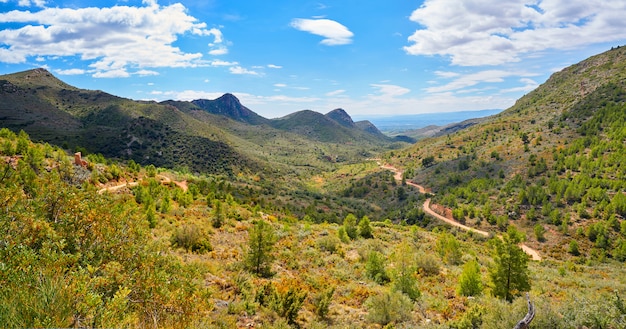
left=74, top=152, right=88, bottom=167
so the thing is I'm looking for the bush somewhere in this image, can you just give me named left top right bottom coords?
left=170, top=224, right=212, bottom=253
left=366, top=251, right=390, bottom=284
left=316, top=235, right=340, bottom=254
left=364, top=290, right=413, bottom=326
left=269, top=284, right=307, bottom=325
left=416, top=252, right=440, bottom=276
left=311, top=287, right=335, bottom=319
left=457, top=259, right=483, bottom=296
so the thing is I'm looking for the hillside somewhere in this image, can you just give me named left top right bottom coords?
left=387, top=46, right=626, bottom=261
left=0, top=69, right=397, bottom=176
left=2, top=125, right=626, bottom=328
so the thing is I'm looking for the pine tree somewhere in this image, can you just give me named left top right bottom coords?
left=359, top=215, right=373, bottom=238
left=489, top=226, right=530, bottom=302
left=343, top=213, right=358, bottom=240
left=245, top=220, right=276, bottom=277
left=458, top=259, right=483, bottom=296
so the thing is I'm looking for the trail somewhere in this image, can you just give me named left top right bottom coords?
left=97, top=174, right=188, bottom=194
left=379, top=161, right=542, bottom=261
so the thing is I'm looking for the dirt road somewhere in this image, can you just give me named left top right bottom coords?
left=379, top=162, right=542, bottom=261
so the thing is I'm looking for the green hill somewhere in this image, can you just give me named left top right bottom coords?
left=0, top=69, right=398, bottom=176
left=387, top=45, right=626, bottom=260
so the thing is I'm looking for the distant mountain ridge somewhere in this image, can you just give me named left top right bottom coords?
left=0, top=68, right=401, bottom=175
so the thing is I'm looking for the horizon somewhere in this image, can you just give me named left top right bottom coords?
left=1, top=0, right=626, bottom=118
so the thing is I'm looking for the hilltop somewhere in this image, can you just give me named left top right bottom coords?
left=386, top=45, right=626, bottom=262
left=0, top=69, right=399, bottom=176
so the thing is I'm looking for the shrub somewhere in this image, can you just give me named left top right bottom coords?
left=366, top=251, right=390, bottom=284
left=358, top=215, right=373, bottom=238
left=311, top=287, right=335, bottom=319
left=269, top=285, right=307, bottom=325
left=316, top=235, right=340, bottom=254
left=364, top=290, right=413, bottom=326
left=416, top=252, right=440, bottom=276
left=170, top=224, right=212, bottom=253
left=457, top=259, right=483, bottom=296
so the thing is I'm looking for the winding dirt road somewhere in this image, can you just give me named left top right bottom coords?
left=379, top=162, right=541, bottom=261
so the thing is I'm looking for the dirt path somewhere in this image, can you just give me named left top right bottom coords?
left=97, top=181, right=139, bottom=194
left=379, top=162, right=542, bottom=261
left=97, top=174, right=188, bottom=194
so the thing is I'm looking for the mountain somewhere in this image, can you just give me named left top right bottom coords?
left=0, top=69, right=258, bottom=174
left=325, top=108, right=356, bottom=128
left=0, top=68, right=397, bottom=176
left=191, top=93, right=270, bottom=125
left=389, top=45, right=626, bottom=258
left=269, top=109, right=392, bottom=144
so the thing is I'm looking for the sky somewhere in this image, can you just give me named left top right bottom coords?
left=1, top=0, right=626, bottom=119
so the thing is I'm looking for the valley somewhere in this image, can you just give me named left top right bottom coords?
left=0, top=46, right=626, bottom=328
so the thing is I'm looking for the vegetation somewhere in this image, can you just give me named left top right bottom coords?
left=489, top=227, right=530, bottom=302
left=1, top=46, right=626, bottom=328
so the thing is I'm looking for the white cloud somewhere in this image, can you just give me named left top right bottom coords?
left=274, top=83, right=287, bottom=87
left=229, top=66, right=260, bottom=75
left=425, top=70, right=531, bottom=93
left=267, top=64, right=282, bottom=69
left=290, top=18, right=354, bottom=46
left=370, top=84, right=410, bottom=98
left=54, top=68, right=85, bottom=75
left=209, top=46, right=228, bottom=56
left=17, top=0, right=46, bottom=7
left=136, top=69, right=159, bottom=76
left=0, top=2, right=219, bottom=76
left=326, top=89, right=346, bottom=97
left=404, top=0, right=626, bottom=66
left=210, top=60, right=238, bottom=66
left=93, top=69, right=130, bottom=78
left=434, top=71, right=461, bottom=78
left=500, top=78, right=539, bottom=93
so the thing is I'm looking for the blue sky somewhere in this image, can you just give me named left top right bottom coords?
left=1, top=0, right=625, bottom=119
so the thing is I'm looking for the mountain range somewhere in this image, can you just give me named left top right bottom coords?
left=0, top=69, right=407, bottom=175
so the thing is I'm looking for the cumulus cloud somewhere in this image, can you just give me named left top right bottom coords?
left=0, top=1, right=222, bottom=76
left=229, top=66, right=260, bottom=75
left=290, top=18, right=354, bottom=45
left=54, top=68, right=85, bottom=75
left=404, top=0, right=626, bottom=66
left=17, top=0, right=46, bottom=7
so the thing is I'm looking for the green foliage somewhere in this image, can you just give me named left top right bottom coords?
left=170, top=224, right=212, bottom=253
left=568, top=240, right=580, bottom=256
left=316, top=235, right=341, bottom=254
left=311, top=286, right=335, bottom=320
left=391, top=242, right=420, bottom=301
left=457, top=259, right=483, bottom=297
left=337, top=227, right=350, bottom=243
left=366, top=251, right=390, bottom=284
left=416, top=252, right=441, bottom=276
left=534, top=224, right=546, bottom=242
left=212, top=199, right=224, bottom=228
left=358, top=215, right=373, bottom=238
left=268, top=284, right=307, bottom=325
left=364, top=289, right=413, bottom=326
left=436, top=232, right=462, bottom=265
left=343, top=213, right=358, bottom=240
left=489, top=226, right=530, bottom=302
left=245, top=220, right=276, bottom=277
